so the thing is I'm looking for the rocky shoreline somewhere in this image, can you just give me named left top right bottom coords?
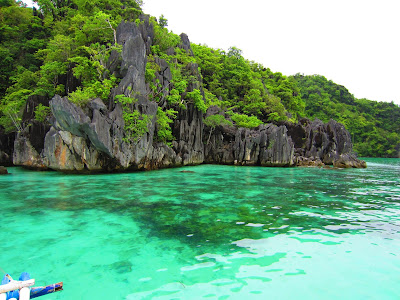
left=0, top=17, right=366, bottom=172
left=2, top=92, right=366, bottom=172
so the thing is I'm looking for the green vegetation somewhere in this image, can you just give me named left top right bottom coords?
left=229, top=112, right=263, bottom=129
left=0, top=0, right=140, bottom=132
left=203, top=114, right=233, bottom=144
left=156, top=107, right=177, bottom=146
left=115, top=95, right=150, bottom=143
left=34, top=103, right=51, bottom=122
left=292, top=74, right=400, bottom=157
left=192, top=44, right=304, bottom=124
left=0, top=0, right=398, bottom=157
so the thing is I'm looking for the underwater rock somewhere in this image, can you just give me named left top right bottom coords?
left=110, top=260, right=133, bottom=274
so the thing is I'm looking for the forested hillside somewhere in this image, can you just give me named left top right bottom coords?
left=0, top=0, right=143, bottom=132
left=192, top=45, right=305, bottom=124
left=291, top=74, right=400, bottom=157
left=0, top=0, right=398, bottom=158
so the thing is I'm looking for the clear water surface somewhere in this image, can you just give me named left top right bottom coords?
left=0, top=158, right=399, bottom=299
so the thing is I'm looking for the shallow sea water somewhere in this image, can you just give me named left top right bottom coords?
left=0, top=158, right=399, bottom=299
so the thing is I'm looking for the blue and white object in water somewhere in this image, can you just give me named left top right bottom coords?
left=0, top=273, right=63, bottom=300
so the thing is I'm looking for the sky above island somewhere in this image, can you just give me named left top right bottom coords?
left=23, top=0, right=400, bottom=105
left=143, top=0, right=399, bottom=105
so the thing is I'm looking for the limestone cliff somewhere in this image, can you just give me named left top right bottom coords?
left=9, top=18, right=365, bottom=172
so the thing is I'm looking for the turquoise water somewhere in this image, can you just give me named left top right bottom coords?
left=0, top=158, right=399, bottom=299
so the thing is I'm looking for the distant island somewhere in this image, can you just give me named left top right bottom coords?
left=0, top=0, right=398, bottom=171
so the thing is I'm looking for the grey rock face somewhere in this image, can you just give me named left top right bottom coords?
left=138, top=15, right=155, bottom=55
left=21, top=95, right=51, bottom=156
left=286, top=118, right=366, bottom=168
left=117, top=21, right=147, bottom=97
left=0, top=151, right=11, bottom=166
left=179, top=33, right=194, bottom=56
left=45, top=96, right=122, bottom=171
left=13, top=134, right=47, bottom=169
left=11, top=94, right=52, bottom=169
left=11, top=17, right=365, bottom=172
left=44, top=96, right=205, bottom=171
left=205, top=123, right=294, bottom=166
left=172, top=103, right=204, bottom=165
left=43, top=127, right=104, bottom=171
left=51, top=95, right=91, bottom=137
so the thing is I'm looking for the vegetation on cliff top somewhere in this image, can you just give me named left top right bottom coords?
left=292, top=74, right=400, bottom=157
left=0, top=0, right=399, bottom=157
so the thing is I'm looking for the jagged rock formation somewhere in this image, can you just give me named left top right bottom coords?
left=34, top=17, right=204, bottom=172
left=7, top=17, right=365, bottom=172
left=12, top=95, right=50, bottom=169
left=203, top=110, right=365, bottom=168
left=204, top=123, right=294, bottom=166
left=286, top=118, right=366, bottom=168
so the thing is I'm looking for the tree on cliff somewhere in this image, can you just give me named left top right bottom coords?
left=192, top=44, right=304, bottom=124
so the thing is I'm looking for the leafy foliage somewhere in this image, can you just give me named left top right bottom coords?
left=186, top=89, right=207, bottom=113
left=292, top=74, right=400, bottom=157
left=204, top=114, right=233, bottom=128
left=34, top=103, right=51, bottom=122
left=158, top=14, right=167, bottom=28
left=156, top=107, right=177, bottom=146
left=152, top=17, right=180, bottom=53
left=0, top=1, right=49, bottom=131
left=229, top=112, right=263, bottom=129
left=203, top=114, right=233, bottom=144
left=147, top=21, right=208, bottom=141
left=115, top=95, right=150, bottom=143
left=0, top=0, right=132, bottom=130
left=192, top=44, right=304, bottom=123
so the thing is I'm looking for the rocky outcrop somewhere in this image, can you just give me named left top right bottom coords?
left=203, top=110, right=365, bottom=168
left=205, top=123, right=294, bottom=166
left=10, top=17, right=365, bottom=172
left=38, top=18, right=205, bottom=172
left=0, top=166, right=8, bottom=174
left=13, top=134, right=47, bottom=169
left=42, top=97, right=203, bottom=172
left=12, top=95, right=51, bottom=169
left=286, top=118, right=366, bottom=168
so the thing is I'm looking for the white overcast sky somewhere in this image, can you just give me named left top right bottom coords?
left=24, top=0, right=400, bottom=105
left=142, top=0, right=400, bottom=105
